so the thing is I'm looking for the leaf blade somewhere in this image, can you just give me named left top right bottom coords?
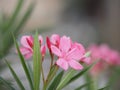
left=56, top=69, right=76, bottom=90
left=0, top=76, right=15, bottom=90
left=5, top=60, right=25, bottom=90
left=48, top=71, right=64, bottom=90
left=14, top=36, right=33, bottom=90
left=33, top=32, right=41, bottom=90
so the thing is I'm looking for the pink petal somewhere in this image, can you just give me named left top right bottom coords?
left=39, top=35, right=43, bottom=44
left=41, top=45, right=46, bottom=56
left=51, top=34, right=60, bottom=45
left=46, top=37, right=51, bottom=49
left=20, top=47, right=31, bottom=55
left=72, top=43, right=85, bottom=54
left=69, top=60, right=83, bottom=70
left=56, top=58, right=69, bottom=70
left=51, top=45, right=62, bottom=57
left=81, top=57, right=91, bottom=64
left=67, top=48, right=83, bottom=60
left=21, top=35, right=33, bottom=49
left=20, top=47, right=32, bottom=59
left=24, top=52, right=33, bottom=59
left=59, top=36, right=71, bottom=52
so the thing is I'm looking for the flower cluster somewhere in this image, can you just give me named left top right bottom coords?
left=19, top=34, right=90, bottom=71
left=19, top=35, right=46, bottom=59
left=88, top=44, right=120, bottom=75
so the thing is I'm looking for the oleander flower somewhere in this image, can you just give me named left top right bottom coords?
left=19, top=35, right=46, bottom=59
left=51, top=35, right=87, bottom=70
left=88, top=44, right=120, bottom=75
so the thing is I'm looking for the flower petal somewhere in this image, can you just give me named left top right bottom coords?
left=59, top=36, right=71, bottom=52
left=41, top=45, right=46, bottom=56
left=69, top=60, right=83, bottom=70
left=73, top=43, right=85, bottom=53
left=81, top=57, right=91, bottom=64
left=56, top=58, right=69, bottom=70
left=67, top=48, right=83, bottom=60
left=39, top=35, right=43, bottom=44
left=21, top=35, right=33, bottom=49
left=20, top=47, right=31, bottom=55
left=24, top=52, right=33, bottom=59
left=51, top=45, right=62, bottom=57
left=20, top=47, right=32, bottom=59
left=51, top=34, right=60, bottom=45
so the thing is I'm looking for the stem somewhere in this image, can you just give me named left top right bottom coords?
left=42, top=65, right=58, bottom=90
left=50, top=53, right=54, bottom=70
left=91, top=77, right=98, bottom=90
left=41, top=64, right=45, bottom=84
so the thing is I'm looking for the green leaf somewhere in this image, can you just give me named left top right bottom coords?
left=33, top=32, right=41, bottom=90
left=0, top=76, right=15, bottom=90
left=13, top=2, right=35, bottom=34
left=98, top=86, right=109, bottom=90
left=75, top=82, right=92, bottom=90
left=66, top=64, right=92, bottom=87
left=27, top=62, right=33, bottom=84
left=3, top=0, right=24, bottom=32
left=5, top=60, right=25, bottom=90
left=14, top=36, right=33, bottom=90
left=56, top=69, right=76, bottom=90
left=47, top=65, right=59, bottom=84
left=48, top=71, right=64, bottom=90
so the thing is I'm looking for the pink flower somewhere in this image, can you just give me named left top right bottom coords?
left=88, top=44, right=120, bottom=76
left=46, top=34, right=60, bottom=55
left=19, top=35, right=46, bottom=59
left=51, top=35, right=85, bottom=70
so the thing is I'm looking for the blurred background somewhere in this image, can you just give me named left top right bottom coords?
left=0, top=0, right=120, bottom=89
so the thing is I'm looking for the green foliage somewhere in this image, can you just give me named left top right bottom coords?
left=0, top=76, right=15, bottom=90
left=14, top=35, right=33, bottom=90
left=0, top=0, right=34, bottom=59
left=75, top=82, right=92, bottom=90
left=33, top=32, right=42, bottom=90
left=56, top=69, right=76, bottom=90
left=48, top=71, right=64, bottom=90
left=5, top=60, right=25, bottom=90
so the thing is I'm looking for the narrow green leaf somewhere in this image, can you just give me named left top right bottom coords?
left=14, top=36, right=33, bottom=90
left=47, top=65, right=58, bottom=84
left=5, top=60, right=25, bottom=90
left=56, top=69, right=76, bottom=90
left=48, top=71, right=64, bottom=90
left=33, top=32, right=41, bottom=90
left=75, top=82, right=92, bottom=90
left=98, top=86, right=109, bottom=90
left=3, top=0, right=24, bottom=31
left=66, top=64, right=92, bottom=86
left=0, top=76, right=15, bottom=90
left=27, top=62, right=33, bottom=84
left=13, top=2, right=35, bottom=34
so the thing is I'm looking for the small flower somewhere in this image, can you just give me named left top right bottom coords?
left=46, top=34, right=60, bottom=56
left=51, top=35, right=85, bottom=71
left=19, top=35, right=46, bottom=59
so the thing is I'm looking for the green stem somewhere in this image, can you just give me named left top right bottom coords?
left=42, top=65, right=58, bottom=90
left=41, top=64, right=45, bottom=84
left=91, top=77, right=98, bottom=90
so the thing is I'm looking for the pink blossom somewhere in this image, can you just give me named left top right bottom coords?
left=19, top=35, right=46, bottom=59
left=50, top=34, right=60, bottom=46
left=51, top=35, right=86, bottom=70
left=88, top=44, right=120, bottom=75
